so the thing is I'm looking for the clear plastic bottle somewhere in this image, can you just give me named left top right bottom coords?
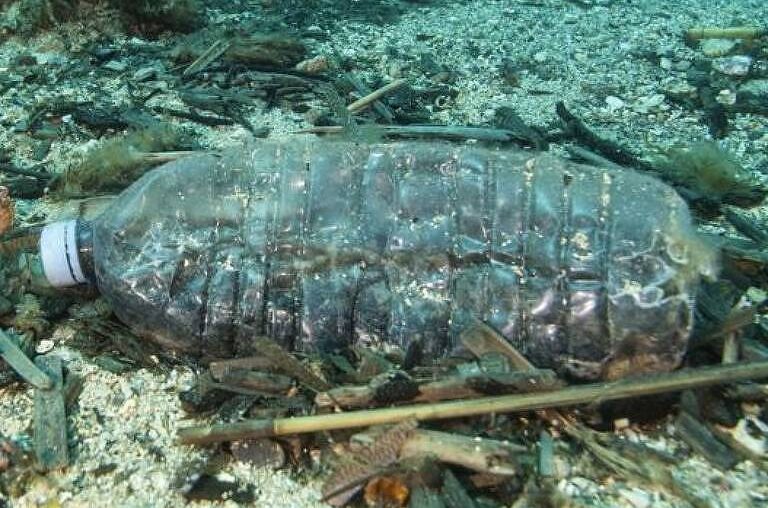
left=38, top=140, right=715, bottom=379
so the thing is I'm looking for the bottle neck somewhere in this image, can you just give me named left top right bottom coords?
left=38, top=220, right=95, bottom=287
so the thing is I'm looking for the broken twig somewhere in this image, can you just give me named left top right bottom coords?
left=295, top=124, right=518, bottom=142
left=347, top=79, right=406, bottom=114
left=460, top=320, right=535, bottom=371
left=178, top=360, right=768, bottom=444
left=685, top=26, right=766, bottom=41
left=0, top=329, right=51, bottom=389
left=34, top=354, right=68, bottom=470
left=398, top=429, right=522, bottom=475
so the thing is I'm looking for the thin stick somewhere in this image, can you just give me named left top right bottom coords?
left=294, top=124, right=517, bottom=142
left=177, top=360, right=768, bottom=445
left=138, top=151, right=199, bottom=164
left=460, top=319, right=534, bottom=370
left=346, top=79, right=406, bottom=113
left=0, top=329, right=51, bottom=389
left=685, top=26, right=766, bottom=41
left=183, top=39, right=231, bottom=78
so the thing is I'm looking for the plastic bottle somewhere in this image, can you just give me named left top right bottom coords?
left=38, top=140, right=715, bottom=379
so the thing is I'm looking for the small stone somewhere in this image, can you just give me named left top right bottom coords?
left=673, top=60, right=692, bottom=71
left=700, top=38, right=737, bottom=57
left=231, top=439, right=285, bottom=469
left=103, top=60, right=128, bottom=72
left=613, top=417, right=630, bottom=430
left=746, top=287, right=767, bottom=305
left=716, top=89, right=737, bottom=106
left=132, top=66, right=157, bottom=81
left=737, top=79, right=768, bottom=100
left=35, top=339, right=54, bottom=354
left=532, top=51, right=547, bottom=63
left=659, top=57, right=672, bottom=70
left=632, top=93, right=666, bottom=113
left=604, top=95, right=625, bottom=111
left=713, top=55, right=753, bottom=77
left=303, top=25, right=324, bottom=37
left=620, top=488, right=652, bottom=508
left=295, top=55, right=329, bottom=74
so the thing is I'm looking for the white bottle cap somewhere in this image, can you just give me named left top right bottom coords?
left=39, top=220, right=87, bottom=287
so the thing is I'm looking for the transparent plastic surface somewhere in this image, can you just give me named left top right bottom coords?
left=91, top=140, right=713, bottom=378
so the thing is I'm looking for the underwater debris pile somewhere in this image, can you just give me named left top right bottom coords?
left=0, top=0, right=767, bottom=507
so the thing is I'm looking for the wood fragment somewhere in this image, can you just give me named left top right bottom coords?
left=441, top=469, right=478, bottom=508
left=0, top=329, right=51, bottom=389
left=722, top=333, right=739, bottom=364
left=217, top=370, right=293, bottom=394
left=399, top=429, right=522, bottom=475
left=709, top=422, right=765, bottom=462
left=537, top=430, right=554, bottom=478
left=138, top=151, right=199, bottom=165
left=294, top=124, right=518, bottom=142
left=316, top=365, right=560, bottom=410
left=183, top=39, right=231, bottom=78
left=154, top=106, right=235, bottom=126
left=250, top=336, right=331, bottom=392
left=178, top=360, right=768, bottom=445
left=4, top=176, right=48, bottom=199
left=467, top=368, right=564, bottom=394
left=724, top=382, right=768, bottom=402
left=675, top=411, right=738, bottom=470
left=724, top=207, right=768, bottom=245
left=316, top=384, right=374, bottom=408
left=494, top=106, right=547, bottom=150
left=564, top=145, right=625, bottom=170
left=0, top=162, right=53, bottom=180
left=685, top=26, right=766, bottom=41
left=347, top=78, right=406, bottom=114
left=408, top=486, right=446, bottom=508
left=34, top=354, right=68, bottom=470
left=742, top=339, right=768, bottom=362
left=460, top=320, right=537, bottom=371
left=345, top=73, right=394, bottom=123
left=555, top=101, right=652, bottom=170
left=209, top=356, right=275, bottom=381
left=413, top=377, right=482, bottom=403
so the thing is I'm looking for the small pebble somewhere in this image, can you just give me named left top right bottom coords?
left=632, top=93, right=666, bottom=113
left=604, top=95, right=625, bottom=111
left=613, top=417, right=630, bottom=430
left=716, top=89, right=737, bottom=106
left=35, top=339, right=54, bottom=354
left=132, top=66, right=158, bottom=81
left=620, top=488, right=653, bottom=508
left=103, top=60, right=128, bottom=72
left=700, top=38, right=737, bottom=57
left=295, top=55, right=329, bottom=74
left=713, top=55, right=753, bottom=77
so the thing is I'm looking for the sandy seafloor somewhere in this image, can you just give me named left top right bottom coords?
left=0, top=0, right=767, bottom=506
